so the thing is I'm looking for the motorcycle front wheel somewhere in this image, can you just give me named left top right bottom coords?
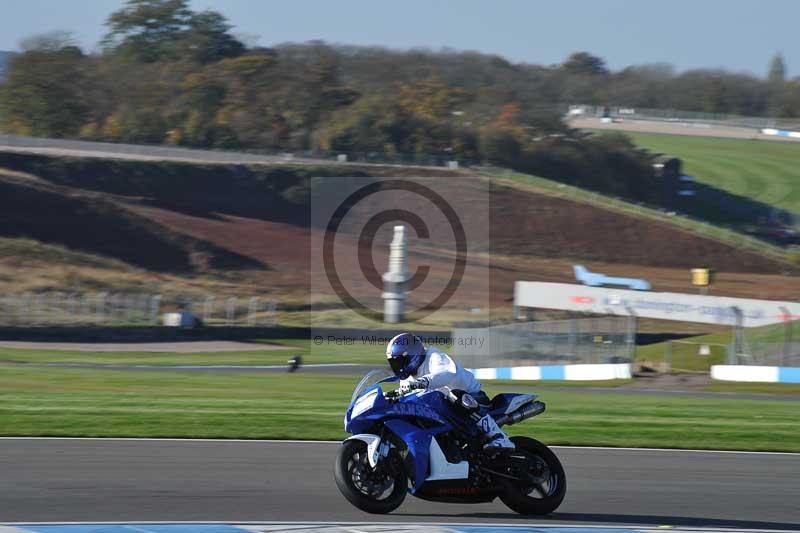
left=499, top=436, right=566, bottom=515
left=334, top=439, right=407, bottom=514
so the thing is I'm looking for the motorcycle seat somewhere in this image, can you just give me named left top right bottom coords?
left=488, top=393, right=538, bottom=415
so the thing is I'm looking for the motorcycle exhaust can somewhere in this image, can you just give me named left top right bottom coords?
left=495, top=400, right=546, bottom=427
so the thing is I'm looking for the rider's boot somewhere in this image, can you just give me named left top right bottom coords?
left=476, top=414, right=515, bottom=450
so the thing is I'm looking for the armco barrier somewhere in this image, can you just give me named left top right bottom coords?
left=711, top=364, right=800, bottom=383
left=469, top=363, right=632, bottom=381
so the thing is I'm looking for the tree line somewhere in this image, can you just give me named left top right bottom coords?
left=0, top=0, right=797, bottom=206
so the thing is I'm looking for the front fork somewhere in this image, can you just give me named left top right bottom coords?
left=365, top=426, right=394, bottom=469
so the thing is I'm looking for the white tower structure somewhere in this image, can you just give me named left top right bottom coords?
left=382, top=225, right=409, bottom=323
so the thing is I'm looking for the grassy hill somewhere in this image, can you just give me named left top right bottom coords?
left=623, top=132, right=800, bottom=215
left=490, top=168, right=789, bottom=263
left=1, top=151, right=799, bottom=328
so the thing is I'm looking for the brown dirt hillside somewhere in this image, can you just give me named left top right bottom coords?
left=129, top=201, right=800, bottom=314
left=0, top=153, right=797, bottom=311
left=489, top=182, right=786, bottom=273
left=0, top=172, right=263, bottom=272
left=123, top=177, right=800, bottom=308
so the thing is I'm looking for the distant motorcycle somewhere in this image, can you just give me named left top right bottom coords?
left=334, top=370, right=566, bottom=515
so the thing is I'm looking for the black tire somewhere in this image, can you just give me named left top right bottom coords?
left=499, top=436, right=566, bottom=515
left=334, top=439, right=407, bottom=514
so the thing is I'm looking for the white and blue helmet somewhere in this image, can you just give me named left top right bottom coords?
left=386, top=333, right=426, bottom=379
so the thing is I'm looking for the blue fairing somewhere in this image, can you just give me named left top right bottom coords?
left=345, top=384, right=450, bottom=434
left=345, top=381, right=476, bottom=491
left=383, top=417, right=439, bottom=489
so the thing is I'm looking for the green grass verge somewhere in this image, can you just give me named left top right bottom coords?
left=529, top=379, right=800, bottom=395
left=1, top=366, right=798, bottom=451
left=623, top=132, right=800, bottom=214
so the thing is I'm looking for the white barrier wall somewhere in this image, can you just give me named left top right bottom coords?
left=514, top=281, right=800, bottom=327
left=564, top=363, right=632, bottom=380
left=470, top=363, right=632, bottom=381
left=761, top=128, right=800, bottom=139
left=711, top=365, right=800, bottom=383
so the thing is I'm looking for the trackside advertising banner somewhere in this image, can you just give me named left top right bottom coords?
left=514, top=281, right=800, bottom=327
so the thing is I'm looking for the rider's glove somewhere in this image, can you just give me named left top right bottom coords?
left=399, top=377, right=429, bottom=395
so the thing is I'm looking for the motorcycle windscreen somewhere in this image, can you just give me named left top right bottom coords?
left=350, top=369, right=395, bottom=404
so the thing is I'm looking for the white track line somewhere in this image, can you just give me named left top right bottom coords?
left=0, top=437, right=797, bottom=455
left=3, top=522, right=798, bottom=532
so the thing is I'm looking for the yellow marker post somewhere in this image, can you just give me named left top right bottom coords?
left=691, top=268, right=711, bottom=294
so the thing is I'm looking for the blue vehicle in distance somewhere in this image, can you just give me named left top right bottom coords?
left=334, top=370, right=566, bottom=515
left=574, top=264, right=651, bottom=291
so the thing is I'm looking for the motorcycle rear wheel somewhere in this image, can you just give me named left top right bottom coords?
left=334, top=439, right=407, bottom=514
left=499, top=436, right=566, bottom=515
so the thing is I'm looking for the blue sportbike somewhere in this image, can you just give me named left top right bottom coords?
left=334, top=370, right=566, bottom=515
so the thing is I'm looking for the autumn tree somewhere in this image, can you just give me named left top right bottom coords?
left=767, top=53, right=787, bottom=117
left=397, top=78, right=464, bottom=121
left=562, top=52, right=609, bottom=76
left=768, top=53, right=787, bottom=85
left=0, top=32, right=89, bottom=137
left=102, top=0, right=243, bottom=63
left=177, top=10, right=245, bottom=64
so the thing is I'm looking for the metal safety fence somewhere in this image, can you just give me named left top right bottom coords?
left=658, top=319, right=800, bottom=371
left=733, top=342, right=800, bottom=367
left=729, top=318, right=800, bottom=367
left=451, top=317, right=634, bottom=369
left=0, top=292, right=278, bottom=327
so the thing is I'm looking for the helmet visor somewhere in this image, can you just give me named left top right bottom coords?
left=388, top=354, right=409, bottom=376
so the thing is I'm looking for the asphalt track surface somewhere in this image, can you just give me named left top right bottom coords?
left=0, top=134, right=439, bottom=168
left=1, top=439, right=798, bottom=529
left=18, top=362, right=385, bottom=375
left=569, top=117, right=800, bottom=141
left=0, top=341, right=289, bottom=352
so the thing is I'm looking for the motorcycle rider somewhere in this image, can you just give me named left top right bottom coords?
left=386, top=332, right=514, bottom=450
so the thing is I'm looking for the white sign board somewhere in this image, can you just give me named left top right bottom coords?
left=514, top=281, right=800, bottom=327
